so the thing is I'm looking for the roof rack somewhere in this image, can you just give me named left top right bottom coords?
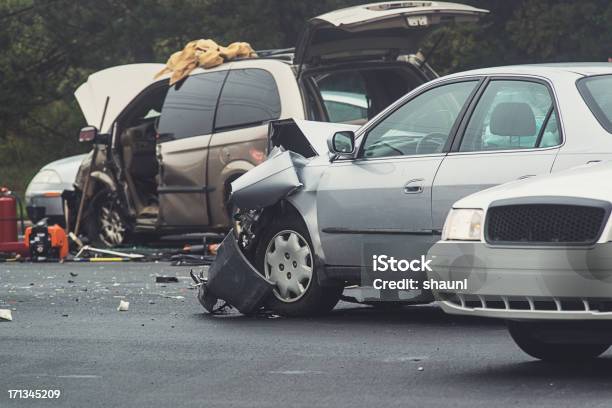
left=256, top=48, right=295, bottom=61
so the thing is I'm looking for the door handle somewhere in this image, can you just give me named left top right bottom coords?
left=404, top=178, right=424, bottom=194
left=517, top=174, right=536, bottom=180
left=587, top=160, right=602, bottom=164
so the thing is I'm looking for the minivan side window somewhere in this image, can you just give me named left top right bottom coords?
left=316, top=71, right=369, bottom=123
left=214, top=69, right=281, bottom=131
left=361, top=81, right=478, bottom=158
left=459, top=80, right=561, bottom=152
left=157, top=71, right=228, bottom=140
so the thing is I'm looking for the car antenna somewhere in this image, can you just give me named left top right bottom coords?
left=72, top=96, right=110, bottom=240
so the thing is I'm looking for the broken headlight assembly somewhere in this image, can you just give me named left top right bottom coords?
left=441, top=208, right=484, bottom=241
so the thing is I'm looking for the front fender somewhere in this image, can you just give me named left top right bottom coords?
left=230, top=150, right=307, bottom=209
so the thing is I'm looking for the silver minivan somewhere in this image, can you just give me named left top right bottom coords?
left=72, top=1, right=487, bottom=246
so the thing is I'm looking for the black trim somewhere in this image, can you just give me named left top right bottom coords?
left=322, top=227, right=440, bottom=235
left=322, top=265, right=361, bottom=285
left=157, top=186, right=214, bottom=194
left=451, top=76, right=564, bottom=153
left=485, top=196, right=612, bottom=247
left=356, top=76, right=486, bottom=159
left=214, top=120, right=271, bottom=133
left=576, top=74, right=612, bottom=134
left=534, top=106, right=554, bottom=148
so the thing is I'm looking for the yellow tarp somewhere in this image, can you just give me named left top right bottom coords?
left=155, top=39, right=257, bottom=85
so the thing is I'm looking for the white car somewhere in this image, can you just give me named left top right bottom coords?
left=25, top=154, right=88, bottom=225
left=428, top=159, right=612, bottom=362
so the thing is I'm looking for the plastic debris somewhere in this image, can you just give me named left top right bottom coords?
left=117, top=300, right=130, bottom=311
left=155, top=276, right=179, bottom=283
left=0, top=309, right=13, bottom=321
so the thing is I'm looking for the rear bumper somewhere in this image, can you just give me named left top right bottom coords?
left=26, top=193, right=64, bottom=217
left=427, top=241, right=612, bottom=320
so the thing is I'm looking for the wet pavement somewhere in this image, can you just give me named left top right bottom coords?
left=2, top=262, right=612, bottom=407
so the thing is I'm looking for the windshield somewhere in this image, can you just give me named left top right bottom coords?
left=577, top=74, right=612, bottom=133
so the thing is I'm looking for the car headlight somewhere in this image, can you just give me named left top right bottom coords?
left=441, top=208, right=484, bottom=241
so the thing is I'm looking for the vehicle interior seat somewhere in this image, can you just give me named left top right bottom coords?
left=487, top=102, right=536, bottom=149
left=120, top=121, right=159, bottom=218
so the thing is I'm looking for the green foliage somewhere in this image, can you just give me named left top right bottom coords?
left=0, top=0, right=610, bottom=196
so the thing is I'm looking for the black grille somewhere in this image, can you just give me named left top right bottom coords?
left=486, top=204, right=607, bottom=245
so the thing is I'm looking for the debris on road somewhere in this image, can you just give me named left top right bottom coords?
left=117, top=300, right=130, bottom=311
left=193, top=233, right=274, bottom=315
left=0, top=309, right=13, bottom=321
left=75, top=245, right=145, bottom=261
left=155, top=276, right=179, bottom=283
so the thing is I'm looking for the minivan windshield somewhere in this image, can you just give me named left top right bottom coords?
left=577, top=74, right=612, bottom=133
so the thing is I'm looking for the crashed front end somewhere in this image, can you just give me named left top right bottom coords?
left=195, top=119, right=354, bottom=313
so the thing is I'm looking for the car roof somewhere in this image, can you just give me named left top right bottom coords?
left=443, top=62, right=612, bottom=79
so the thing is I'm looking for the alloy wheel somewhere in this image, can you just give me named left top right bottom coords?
left=98, top=202, right=126, bottom=247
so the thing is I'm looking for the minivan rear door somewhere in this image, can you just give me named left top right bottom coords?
left=294, top=1, right=488, bottom=69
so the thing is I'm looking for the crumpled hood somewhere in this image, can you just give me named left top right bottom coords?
left=455, top=161, right=612, bottom=209
left=269, top=119, right=360, bottom=157
left=74, top=64, right=166, bottom=133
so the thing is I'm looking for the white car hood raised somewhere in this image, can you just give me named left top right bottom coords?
left=74, top=63, right=166, bottom=133
left=455, top=161, right=612, bottom=209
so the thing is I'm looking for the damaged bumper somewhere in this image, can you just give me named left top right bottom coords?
left=428, top=241, right=612, bottom=320
left=196, top=232, right=274, bottom=315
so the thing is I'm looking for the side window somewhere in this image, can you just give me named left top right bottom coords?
left=459, top=80, right=561, bottom=152
left=577, top=74, right=612, bottom=133
left=214, top=69, right=281, bottom=130
left=361, top=81, right=478, bottom=158
left=316, top=71, right=369, bottom=123
left=157, top=71, right=227, bottom=140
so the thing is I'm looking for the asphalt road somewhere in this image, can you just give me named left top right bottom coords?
left=2, top=262, right=612, bottom=408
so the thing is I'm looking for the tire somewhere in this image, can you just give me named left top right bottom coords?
left=83, top=188, right=130, bottom=248
left=255, top=214, right=342, bottom=317
left=507, top=320, right=610, bottom=362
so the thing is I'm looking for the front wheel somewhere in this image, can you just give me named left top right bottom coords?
left=507, top=320, right=610, bottom=362
left=83, top=189, right=130, bottom=248
left=255, top=214, right=342, bottom=317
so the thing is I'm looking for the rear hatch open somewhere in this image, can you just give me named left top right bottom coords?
left=295, top=1, right=488, bottom=69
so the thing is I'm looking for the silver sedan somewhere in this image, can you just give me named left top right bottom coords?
left=227, top=63, right=612, bottom=317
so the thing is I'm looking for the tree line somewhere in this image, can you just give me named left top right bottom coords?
left=1, top=0, right=610, bottom=196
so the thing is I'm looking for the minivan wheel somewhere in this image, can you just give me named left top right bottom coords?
left=255, top=214, right=342, bottom=317
left=507, top=320, right=610, bottom=362
left=84, top=189, right=129, bottom=248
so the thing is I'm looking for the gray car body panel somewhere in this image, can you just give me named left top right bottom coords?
left=231, top=64, right=612, bottom=292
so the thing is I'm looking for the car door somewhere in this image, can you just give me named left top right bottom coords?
left=156, top=70, right=228, bottom=228
left=431, top=77, right=563, bottom=230
left=206, top=68, right=282, bottom=228
left=317, top=80, right=480, bottom=271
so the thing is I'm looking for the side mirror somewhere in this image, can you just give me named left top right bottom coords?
left=78, top=126, right=98, bottom=143
left=328, top=131, right=355, bottom=156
